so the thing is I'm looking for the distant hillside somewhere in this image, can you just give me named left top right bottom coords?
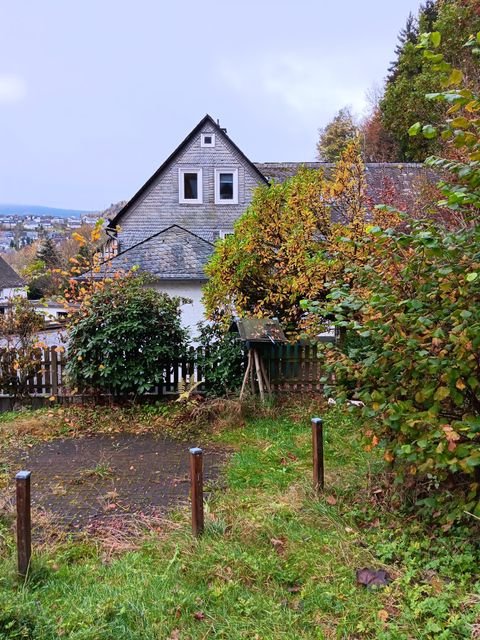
left=0, top=204, right=94, bottom=218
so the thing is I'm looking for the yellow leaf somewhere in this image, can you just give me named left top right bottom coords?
left=72, top=231, right=87, bottom=246
left=434, top=386, right=450, bottom=401
left=456, top=378, right=466, bottom=391
left=378, top=609, right=389, bottom=623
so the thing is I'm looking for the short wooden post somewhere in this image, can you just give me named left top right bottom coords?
left=16, top=471, right=32, bottom=578
left=311, top=418, right=324, bottom=492
left=189, top=448, right=204, bottom=536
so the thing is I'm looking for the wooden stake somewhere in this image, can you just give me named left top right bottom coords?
left=249, top=349, right=256, bottom=394
left=189, top=448, right=204, bottom=536
left=16, top=471, right=32, bottom=578
left=239, top=350, right=252, bottom=401
left=311, top=418, right=324, bottom=492
left=259, top=353, right=272, bottom=395
left=253, top=348, right=265, bottom=403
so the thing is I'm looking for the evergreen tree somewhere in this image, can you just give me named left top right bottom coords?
left=36, top=236, right=61, bottom=268
left=380, top=0, right=480, bottom=161
left=387, top=12, right=418, bottom=82
left=316, top=107, right=358, bottom=162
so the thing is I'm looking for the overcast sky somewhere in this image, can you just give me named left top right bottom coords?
left=0, top=0, right=423, bottom=211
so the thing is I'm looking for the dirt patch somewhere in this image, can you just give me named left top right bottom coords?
left=3, top=433, right=228, bottom=530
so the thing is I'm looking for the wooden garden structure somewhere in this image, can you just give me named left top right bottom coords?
left=230, top=318, right=287, bottom=402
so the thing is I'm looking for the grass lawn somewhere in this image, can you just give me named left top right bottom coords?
left=0, top=401, right=478, bottom=639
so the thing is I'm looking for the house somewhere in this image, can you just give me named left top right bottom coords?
left=0, top=256, right=27, bottom=304
left=103, top=115, right=432, bottom=331
left=103, top=114, right=268, bottom=330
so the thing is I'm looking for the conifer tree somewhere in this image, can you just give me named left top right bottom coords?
left=36, top=236, right=61, bottom=268
left=316, top=107, right=358, bottom=162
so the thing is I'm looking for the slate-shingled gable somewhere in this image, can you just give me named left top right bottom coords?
left=0, top=256, right=24, bottom=289
left=99, top=225, right=214, bottom=280
left=108, top=114, right=268, bottom=249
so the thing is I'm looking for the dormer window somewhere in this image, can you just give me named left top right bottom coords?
left=215, top=168, right=238, bottom=204
left=179, top=168, right=203, bottom=204
left=201, top=133, right=215, bottom=147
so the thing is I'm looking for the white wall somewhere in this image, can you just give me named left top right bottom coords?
left=152, top=279, right=206, bottom=335
left=0, top=287, right=27, bottom=302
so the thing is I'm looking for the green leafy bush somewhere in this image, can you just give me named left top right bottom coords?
left=196, top=322, right=244, bottom=396
left=67, top=273, right=188, bottom=395
left=322, top=221, right=480, bottom=521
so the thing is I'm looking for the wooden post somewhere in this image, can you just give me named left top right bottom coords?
left=16, top=471, right=32, bottom=578
left=311, top=418, right=324, bottom=492
left=253, top=348, right=266, bottom=403
left=239, top=350, right=252, bottom=401
left=189, top=448, right=204, bottom=536
left=259, top=352, right=272, bottom=395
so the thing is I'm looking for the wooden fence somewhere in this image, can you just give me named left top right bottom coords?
left=265, top=343, right=323, bottom=391
left=0, top=343, right=324, bottom=404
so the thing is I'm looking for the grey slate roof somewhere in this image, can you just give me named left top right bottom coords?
left=0, top=256, right=24, bottom=289
left=100, top=225, right=214, bottom=280
left=254, top=162, right=436, bottom=208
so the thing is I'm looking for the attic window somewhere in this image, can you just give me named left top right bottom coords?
left=179, top=168, right=203, bottom=204
left=201, top=133, right=215, bottom=148
left=215, top=168, right=238, bottom=204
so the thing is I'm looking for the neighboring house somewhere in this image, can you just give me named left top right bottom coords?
left=103, top=114, right=268, bottom=330
left=103, top=115, right=432, bottom=331
left=0, top=256, right=27, bottom=304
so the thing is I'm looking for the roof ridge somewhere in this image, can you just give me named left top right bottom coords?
left=254, top=161, right=427, bottom=168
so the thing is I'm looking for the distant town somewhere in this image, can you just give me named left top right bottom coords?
left=0, top=202, right=124, bottom=253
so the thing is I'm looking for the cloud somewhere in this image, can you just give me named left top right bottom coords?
left=0, top=75, right=27, bottom=104
left=218, top=52, right=368, bottom=128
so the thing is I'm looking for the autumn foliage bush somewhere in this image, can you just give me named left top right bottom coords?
left=204, top=141, right=371, bottom=332
left=311, top=33, right=480, bottom=522
left=321, top=222, right=480, bottom=521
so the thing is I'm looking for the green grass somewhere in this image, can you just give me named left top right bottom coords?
left=0, top=405, right=478, bottom=639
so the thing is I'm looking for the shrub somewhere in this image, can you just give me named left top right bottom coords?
left=305, top=34, right=480, bottom=522
left=321, top=221, right=480, bottom=521
left=0, top=296, right=45, bottom=402
left=66, top=273, right=188, bottom=395
left=195, top=322, right=244, bottom=397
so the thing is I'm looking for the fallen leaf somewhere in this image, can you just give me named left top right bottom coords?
left=270, top=537, right=286, bottom=555
left=356, top=567, right=392, bottom=589
left=384, top=450, right=394, bottom=463
left=193, top=611, right=205, bottom=621
left=326, top=495, right=337, bottom=505
left=378, top=609, right=389, bottom=622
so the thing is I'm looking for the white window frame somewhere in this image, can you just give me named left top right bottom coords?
left=201, top=133, right=215, bottom=148
left=214, top=168, right=238, bottom=205
left=219, top=230, right=234, bottom=240
left=179, top=168, right=203, bottom=204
